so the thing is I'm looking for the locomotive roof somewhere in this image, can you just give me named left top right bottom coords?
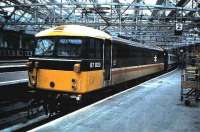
left=35, top=25, right=163, bottom=51
left=35, top=25, right=112, bottom=40
left=112, top=37, right=164, bottom=51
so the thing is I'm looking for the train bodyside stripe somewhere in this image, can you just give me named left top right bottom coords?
left=112, top=63, right=164, bottom=74
left=111, top=63, right=164, bottom=85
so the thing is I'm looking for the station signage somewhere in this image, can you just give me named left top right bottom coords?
left=175, top=23, right=183, bottom=35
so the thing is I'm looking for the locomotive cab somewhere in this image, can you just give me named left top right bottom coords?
left=27, top=25, right=112, bottom=95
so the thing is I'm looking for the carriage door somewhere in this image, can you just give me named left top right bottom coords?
left=104, top=39, right=112, bottom=83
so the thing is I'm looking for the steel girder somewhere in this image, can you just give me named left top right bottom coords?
left=0, top=0, right=200, bottom=49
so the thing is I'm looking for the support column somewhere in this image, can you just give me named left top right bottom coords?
left=0, top=31, right=3, bottom=47
left=19, top=33, right=22, bottom=49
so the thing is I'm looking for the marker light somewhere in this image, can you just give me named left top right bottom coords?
left=74, top=64, right=81, bottom=73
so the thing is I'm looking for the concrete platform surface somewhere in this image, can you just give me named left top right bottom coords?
left=30, top=70, right=200, bottom=132
left=0, top=59, right=27, bottom=67
left=0, top=59, right=27, bottom=65
left=0, top=71, right=28, bottom=86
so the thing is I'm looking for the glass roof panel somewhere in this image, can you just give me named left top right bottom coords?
left=0, top=2, right=6, bottom=6
left=3, top=7, right=15, bottom=15
left=185, top=0, right=197, bottom=8
left=165, top=10, right=171, bottom=16
left=24, top=13, right=32, bottom=18
left=144, top=0, right=157, bottom=5
left=20, top=16, right=28, bottom=22
left=143, top=10, right=152, bottom=16
left=15, top=10, right=23, bottom=15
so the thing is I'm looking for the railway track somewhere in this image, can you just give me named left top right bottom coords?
left=0, top=84, right=34, bottom=130
left=0, top=70, right=170, bottom=131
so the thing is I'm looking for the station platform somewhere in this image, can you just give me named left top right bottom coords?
left=0, top=71, right=28, bottom=86
left=0, top=59, right=27, bottom=65
left=30, top=70, right=200, bottom=132
left=0, top=59, right=27, bottom=73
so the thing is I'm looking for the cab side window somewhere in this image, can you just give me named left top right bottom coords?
left=87, top=38, right=103, bottom=59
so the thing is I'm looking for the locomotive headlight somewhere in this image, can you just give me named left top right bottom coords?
left=29, top=74, right=36, bottom=87
left=31, top=79, right=36, bottom=86
left=72, top=79, right=78, bottom=91
left=73, top=64, right=81, bottom=73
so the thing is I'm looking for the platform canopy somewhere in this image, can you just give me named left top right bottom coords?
left=0, top=0, right=200, bottom=49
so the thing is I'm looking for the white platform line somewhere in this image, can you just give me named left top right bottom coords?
left=0, top=60, right=27, bottom=63
left=0, top=79, right=28, bottom=86
left=30, top=69, right=177, bottom=132
left=0, top=65, right=26, bottom=68
left=0, top=71, right=27, bottom=75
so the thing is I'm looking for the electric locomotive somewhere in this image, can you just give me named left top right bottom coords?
left=27, top=25, right=165, bottom=102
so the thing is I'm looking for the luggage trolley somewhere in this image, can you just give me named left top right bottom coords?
left=181, top=67, right=200, bottom=105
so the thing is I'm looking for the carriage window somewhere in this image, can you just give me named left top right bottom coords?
left=57, top=39, right=82, bottom=57
left=35, top=39, right=55, bottom=56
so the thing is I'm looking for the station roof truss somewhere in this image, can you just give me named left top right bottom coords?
left=0, top=0, right=200, bottom=49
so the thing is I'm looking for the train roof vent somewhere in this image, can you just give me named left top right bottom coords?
left=54, top=26, right=65, bottom=31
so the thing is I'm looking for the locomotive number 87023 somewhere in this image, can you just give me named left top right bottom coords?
left=27, top=25, right=175, bottom=103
